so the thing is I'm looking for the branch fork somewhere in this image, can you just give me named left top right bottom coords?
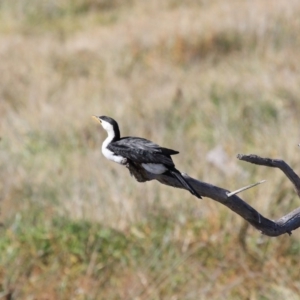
left=126, top=153, right=300, bottom=237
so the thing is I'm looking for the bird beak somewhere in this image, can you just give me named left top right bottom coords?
left=92, top=116, right=101, bottom=123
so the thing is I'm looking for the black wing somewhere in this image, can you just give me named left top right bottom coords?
left=107, top=137, right=178, bottom=166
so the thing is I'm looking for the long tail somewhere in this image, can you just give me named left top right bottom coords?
left=169, top=168, right=202, bottom=199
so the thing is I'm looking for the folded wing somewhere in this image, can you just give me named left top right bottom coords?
left=107, top=137, right=179, bottom=167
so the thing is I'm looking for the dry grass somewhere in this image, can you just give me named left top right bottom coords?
left=1, top=0, right=300, bottom=298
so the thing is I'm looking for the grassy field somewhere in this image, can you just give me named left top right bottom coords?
left=1, top=0, right=300, bottom=299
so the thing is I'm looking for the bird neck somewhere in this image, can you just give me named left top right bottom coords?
left=112, top=124, right=120, bottom=142
left=103, top=126, right=120, bottom=148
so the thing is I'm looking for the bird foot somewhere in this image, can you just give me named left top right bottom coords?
left=121, top=158, right=128, bottom=165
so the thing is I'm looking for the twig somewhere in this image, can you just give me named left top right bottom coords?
left=226, top=180, right=266, bottom=197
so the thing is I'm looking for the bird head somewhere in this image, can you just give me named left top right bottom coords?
left=92, top=115, right=120, bottom=138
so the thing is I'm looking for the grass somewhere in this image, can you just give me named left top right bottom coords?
left=1, top=211, right=300, bottom=299
left=1, top=0, right=300, bottom=298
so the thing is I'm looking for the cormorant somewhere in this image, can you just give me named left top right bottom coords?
left=93, top=115, right=201, bottom=198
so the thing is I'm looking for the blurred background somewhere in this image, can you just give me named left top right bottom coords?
left=1, top=0, right=300, bottom=299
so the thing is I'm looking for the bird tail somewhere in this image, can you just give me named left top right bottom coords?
left=169, top=168, right=202, bottom=199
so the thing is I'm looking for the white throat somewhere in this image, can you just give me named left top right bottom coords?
left=101, top=122, right=125, bottom=164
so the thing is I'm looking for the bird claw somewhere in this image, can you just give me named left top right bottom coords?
left=121, top=158, right=128, bottom=165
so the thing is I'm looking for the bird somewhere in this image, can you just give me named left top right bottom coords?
left=93, top=115, right=201, bottom=198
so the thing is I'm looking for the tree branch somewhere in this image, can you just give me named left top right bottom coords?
left=237, top=154, right=300, bottom=196
left=126, top=154, right=300, bottom=237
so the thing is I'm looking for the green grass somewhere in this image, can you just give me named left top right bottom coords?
left=1, top=0, right=300, bottom=298
left=1, top=210, right=300, bottom=299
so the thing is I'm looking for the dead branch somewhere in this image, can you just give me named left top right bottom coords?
left=126, top=154, right=300, bottom=237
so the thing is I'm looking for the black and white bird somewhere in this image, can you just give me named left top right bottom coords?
left=93, top=115, right=201, bottom=198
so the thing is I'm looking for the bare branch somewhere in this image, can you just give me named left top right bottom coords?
left=237, top=154, right=300, bottom=196
left=126, top=154, right=300, bottom=237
